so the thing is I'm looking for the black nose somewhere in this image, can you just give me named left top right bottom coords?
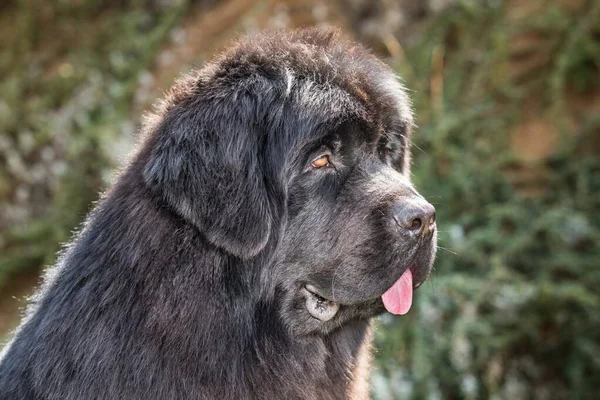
left=393, top=199, right=436, bottom=238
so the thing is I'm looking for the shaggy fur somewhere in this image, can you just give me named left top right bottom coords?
left=0, top=28, right=437, bottom=399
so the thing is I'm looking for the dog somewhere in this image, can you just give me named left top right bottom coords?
left=0, top=28, right=437, bottom=399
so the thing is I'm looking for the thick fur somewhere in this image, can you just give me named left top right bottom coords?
left=0, top=28, right=436, bottom=399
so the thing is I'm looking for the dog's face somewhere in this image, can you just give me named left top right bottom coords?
left=142, top=29, right=436, bottom=336
left=277, top=120, right=437, bottom=335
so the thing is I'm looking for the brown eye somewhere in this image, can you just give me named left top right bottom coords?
left=311, top=154, right=330, bottom=168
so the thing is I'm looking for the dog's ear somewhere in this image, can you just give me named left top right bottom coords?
left=143, top=90, right=272, bottom=259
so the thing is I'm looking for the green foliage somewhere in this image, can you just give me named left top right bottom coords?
left=1, top=1, right=598, bottom=397
left=0, top=0, right=187, bottom=281
left=373, top=2, right=600, bottom=399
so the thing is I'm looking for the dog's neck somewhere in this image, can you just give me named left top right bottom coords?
left=242, top=297, right=375, bottom=399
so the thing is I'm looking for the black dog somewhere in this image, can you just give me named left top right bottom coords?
left=0, top=28, right=436, bottom=399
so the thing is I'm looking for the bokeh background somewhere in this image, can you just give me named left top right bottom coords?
left=1, top=0, right=599, bottom=398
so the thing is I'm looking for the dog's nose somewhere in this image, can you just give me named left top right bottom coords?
left=393, top=199, right=436, bottom=238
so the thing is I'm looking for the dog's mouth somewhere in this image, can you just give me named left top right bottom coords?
left=302, top=285, right=340, bottom=322
left=302, top=265, right=422, bottom=321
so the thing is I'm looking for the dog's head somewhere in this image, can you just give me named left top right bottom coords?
left=142, top=28, right=437, bottom=335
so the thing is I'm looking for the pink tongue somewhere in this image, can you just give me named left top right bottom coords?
left=381, top=269, right=413, bottom=315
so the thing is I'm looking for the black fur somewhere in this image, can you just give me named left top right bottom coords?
left=0, top=28, right=436, bottom=399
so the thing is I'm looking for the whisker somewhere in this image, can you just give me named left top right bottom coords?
left=437, top=246, right=458, bottom=255
left=412, top=142, right=428, bottom=155
left=331, top=260, right=344, bottom=303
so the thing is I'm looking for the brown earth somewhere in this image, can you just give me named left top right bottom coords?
left=0, top=270, right=40, bottom=343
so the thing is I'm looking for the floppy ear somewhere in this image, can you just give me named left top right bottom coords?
left=143, top=93, right=272, bottom=259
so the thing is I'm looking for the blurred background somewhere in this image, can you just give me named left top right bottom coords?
left=0, top=0, right=598, bottom=398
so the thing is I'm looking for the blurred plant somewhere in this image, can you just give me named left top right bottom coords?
left=373, top=1, right=600, bottom=399
left=0, top=0, right=187, bottom=280
left=1, top=0, right=598, bottom=398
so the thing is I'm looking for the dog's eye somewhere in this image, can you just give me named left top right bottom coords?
left=379, top=147, right=391, bottom=159
left=311, top=155, right=330, bottom=169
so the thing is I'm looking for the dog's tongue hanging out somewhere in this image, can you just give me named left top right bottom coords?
left=381, top=269, right=413, bottom=315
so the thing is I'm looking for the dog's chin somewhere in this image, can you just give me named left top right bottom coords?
left=301, top=284, right=386, bottom=322
left=279, top=283, right=384, bottom=337
left=294, top=258, right=436, bottom=335
left=280, top=246, right=436, bottom=336
left=285, top=282, right=399, bottom=336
